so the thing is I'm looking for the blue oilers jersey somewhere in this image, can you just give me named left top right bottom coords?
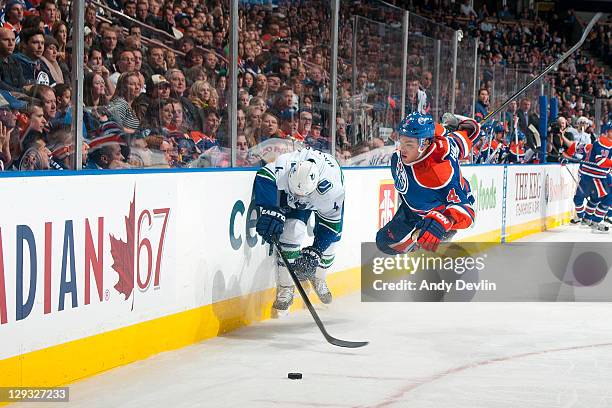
left=579, top=136, right=612, bottom=179
left=390, top=134, right=476, bottom=230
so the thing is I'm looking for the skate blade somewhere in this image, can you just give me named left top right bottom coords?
left=271, top=307, right=290, bottom=319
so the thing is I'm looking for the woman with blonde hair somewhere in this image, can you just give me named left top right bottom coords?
left=208, top=88, right=219, bottom=111
left=253, top=74, right=268, bottom=98
left=189, top=80, right=213, bottom=109
left=248, top=96, right=267, bottom=113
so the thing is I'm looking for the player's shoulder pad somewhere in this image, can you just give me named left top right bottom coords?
left=597, top=136, right=612, bottom=148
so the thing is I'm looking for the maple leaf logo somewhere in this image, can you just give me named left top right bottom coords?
left=110, top=188, right=136, bottom=300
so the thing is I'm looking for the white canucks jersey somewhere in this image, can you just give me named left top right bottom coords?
left=254, top=148, right=345, bottom=250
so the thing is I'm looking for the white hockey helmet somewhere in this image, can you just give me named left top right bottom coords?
left=288, top=159, right=320, bottom=197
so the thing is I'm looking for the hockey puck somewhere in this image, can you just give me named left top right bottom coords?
left=288, top=372, right=302, bottom=380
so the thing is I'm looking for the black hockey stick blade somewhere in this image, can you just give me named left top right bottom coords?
left=272, top=238, right=369, bottom=348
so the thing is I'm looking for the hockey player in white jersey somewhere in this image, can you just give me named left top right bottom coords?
left=253, top=148, right=344, bottom=311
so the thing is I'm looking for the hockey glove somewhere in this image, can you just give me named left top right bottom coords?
left=416, top=211, right=453, bottom=252
left=292, top=246, right=322, bottom=281
left=256, top=207, right=286, bottom=245
left=442, top=113, right=460, bottom=131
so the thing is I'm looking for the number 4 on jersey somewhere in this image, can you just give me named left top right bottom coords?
left=446, top=188, right=461, bottom=204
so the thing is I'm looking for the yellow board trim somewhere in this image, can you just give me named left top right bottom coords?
left=0, top=267, right=360, bottom=399
left=0, top=212, right=569, bottom=403
left=505, top=211, right=572, bottom=242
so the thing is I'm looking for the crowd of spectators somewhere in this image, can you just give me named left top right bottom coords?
left=0, top=0, right=608, bottom=171
left=390, top=0, right=611, bottom=164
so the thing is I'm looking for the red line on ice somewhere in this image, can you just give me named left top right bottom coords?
left=366, top=341, right=612, bottom=408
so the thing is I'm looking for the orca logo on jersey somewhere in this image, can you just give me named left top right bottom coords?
left=394, top=155, right=409, bottom=194
left=317, top=179, right=333, bottom=194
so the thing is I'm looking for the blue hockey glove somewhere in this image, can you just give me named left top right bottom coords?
left=292, top=246, right=322, bottom=280
left=415, top=211, right=453, bottom=252
left=256, top=207, right=286, bottom=244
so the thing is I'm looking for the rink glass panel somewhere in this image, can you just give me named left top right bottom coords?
left=455, top=37, right=477, bottom=117
left=339, top=14, right=403, bottom=166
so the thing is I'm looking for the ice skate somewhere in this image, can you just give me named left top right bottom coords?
left=273, top=285, right=295, bottom=311
left=580, top=218, right=593, bottom=228
left=591, top=222, right=609, bottom=233
left=309, top=277, right=332, bottom=304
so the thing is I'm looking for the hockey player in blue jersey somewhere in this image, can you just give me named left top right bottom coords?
left=376, top=112, right=479, bottom=254
left=253, top=148, right=344, bottom=312
left=570, top=121, right=612, bottom=232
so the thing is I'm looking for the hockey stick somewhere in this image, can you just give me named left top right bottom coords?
left=560, top=160, right=586, bottom=195
left=272, top=237, right=369, bottom=348
left=480, top=12, right=603, bottom=126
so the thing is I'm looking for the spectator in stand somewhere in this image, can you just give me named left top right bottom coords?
left=52, top=21, right=69, bottom=63
left=405, top=74, right=428, bottom=115
left=475, top=88, right=490, bottom=123
left=107, top=71, right=141, bottom=133
left=279, top=109, right=303, bottom=141
left=196, top=108, right=221, bottom=151
left=83, top=72, right=109, bottom=127
left=203, top=51, right=219, bottom=84
left=86, top=135, right=127, bottom=170
left=148, top=74, right=171, bottom=100
left=38, top=0, right=57, bottom=35
left=109, top=49, right=136, bottom=87
left=237, top=108, right=246, bottom=133
left=164, top=49, right=177, bottom=70
left=32, top=85, right=57, bottom=125
left=2, top=0, right=25, bottom=34
left=142, top=46, right=167, bottom=78
left=305, top=113, right=329, bottom=152
left=13, top=100, right=49, bottom=170
left=84, top=5, right=97, bottom=36
left=298, top=108, right=313, bottom=139
left=185, top=48, right=205, bottom=69
left=100, top=27, right=119, bottom=71
left=166, top=68, right=202, bottom=131
left=259, top=112, right=284, bottom=142
left=517, top=97, right=540, bottom=153
left=15, top=28, right=54, bottom=86
left=0, top=28, right=27, bottom=92
left=189, top=80, right=213, bottom=109
left=41, top=36, right=66, bottom=84
left=336, top=116, right=350, bottom=150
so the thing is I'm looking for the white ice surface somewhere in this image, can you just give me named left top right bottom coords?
left=16, top=225, right=612, bottom=408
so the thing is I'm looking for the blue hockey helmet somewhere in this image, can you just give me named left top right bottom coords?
left=515, top=129, right=526, bottom=141
left=602, top=121, right=612, bottom=135
left=494, top=123, right=505, bottom=133
left=397, top=113, right=435, bottom=153
left=397, top=112, right=435, bottom=139
left=479, top=121, right=495, bottom=138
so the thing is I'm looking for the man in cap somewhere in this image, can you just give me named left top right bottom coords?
left=86, top=120, right=129, bottom=169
